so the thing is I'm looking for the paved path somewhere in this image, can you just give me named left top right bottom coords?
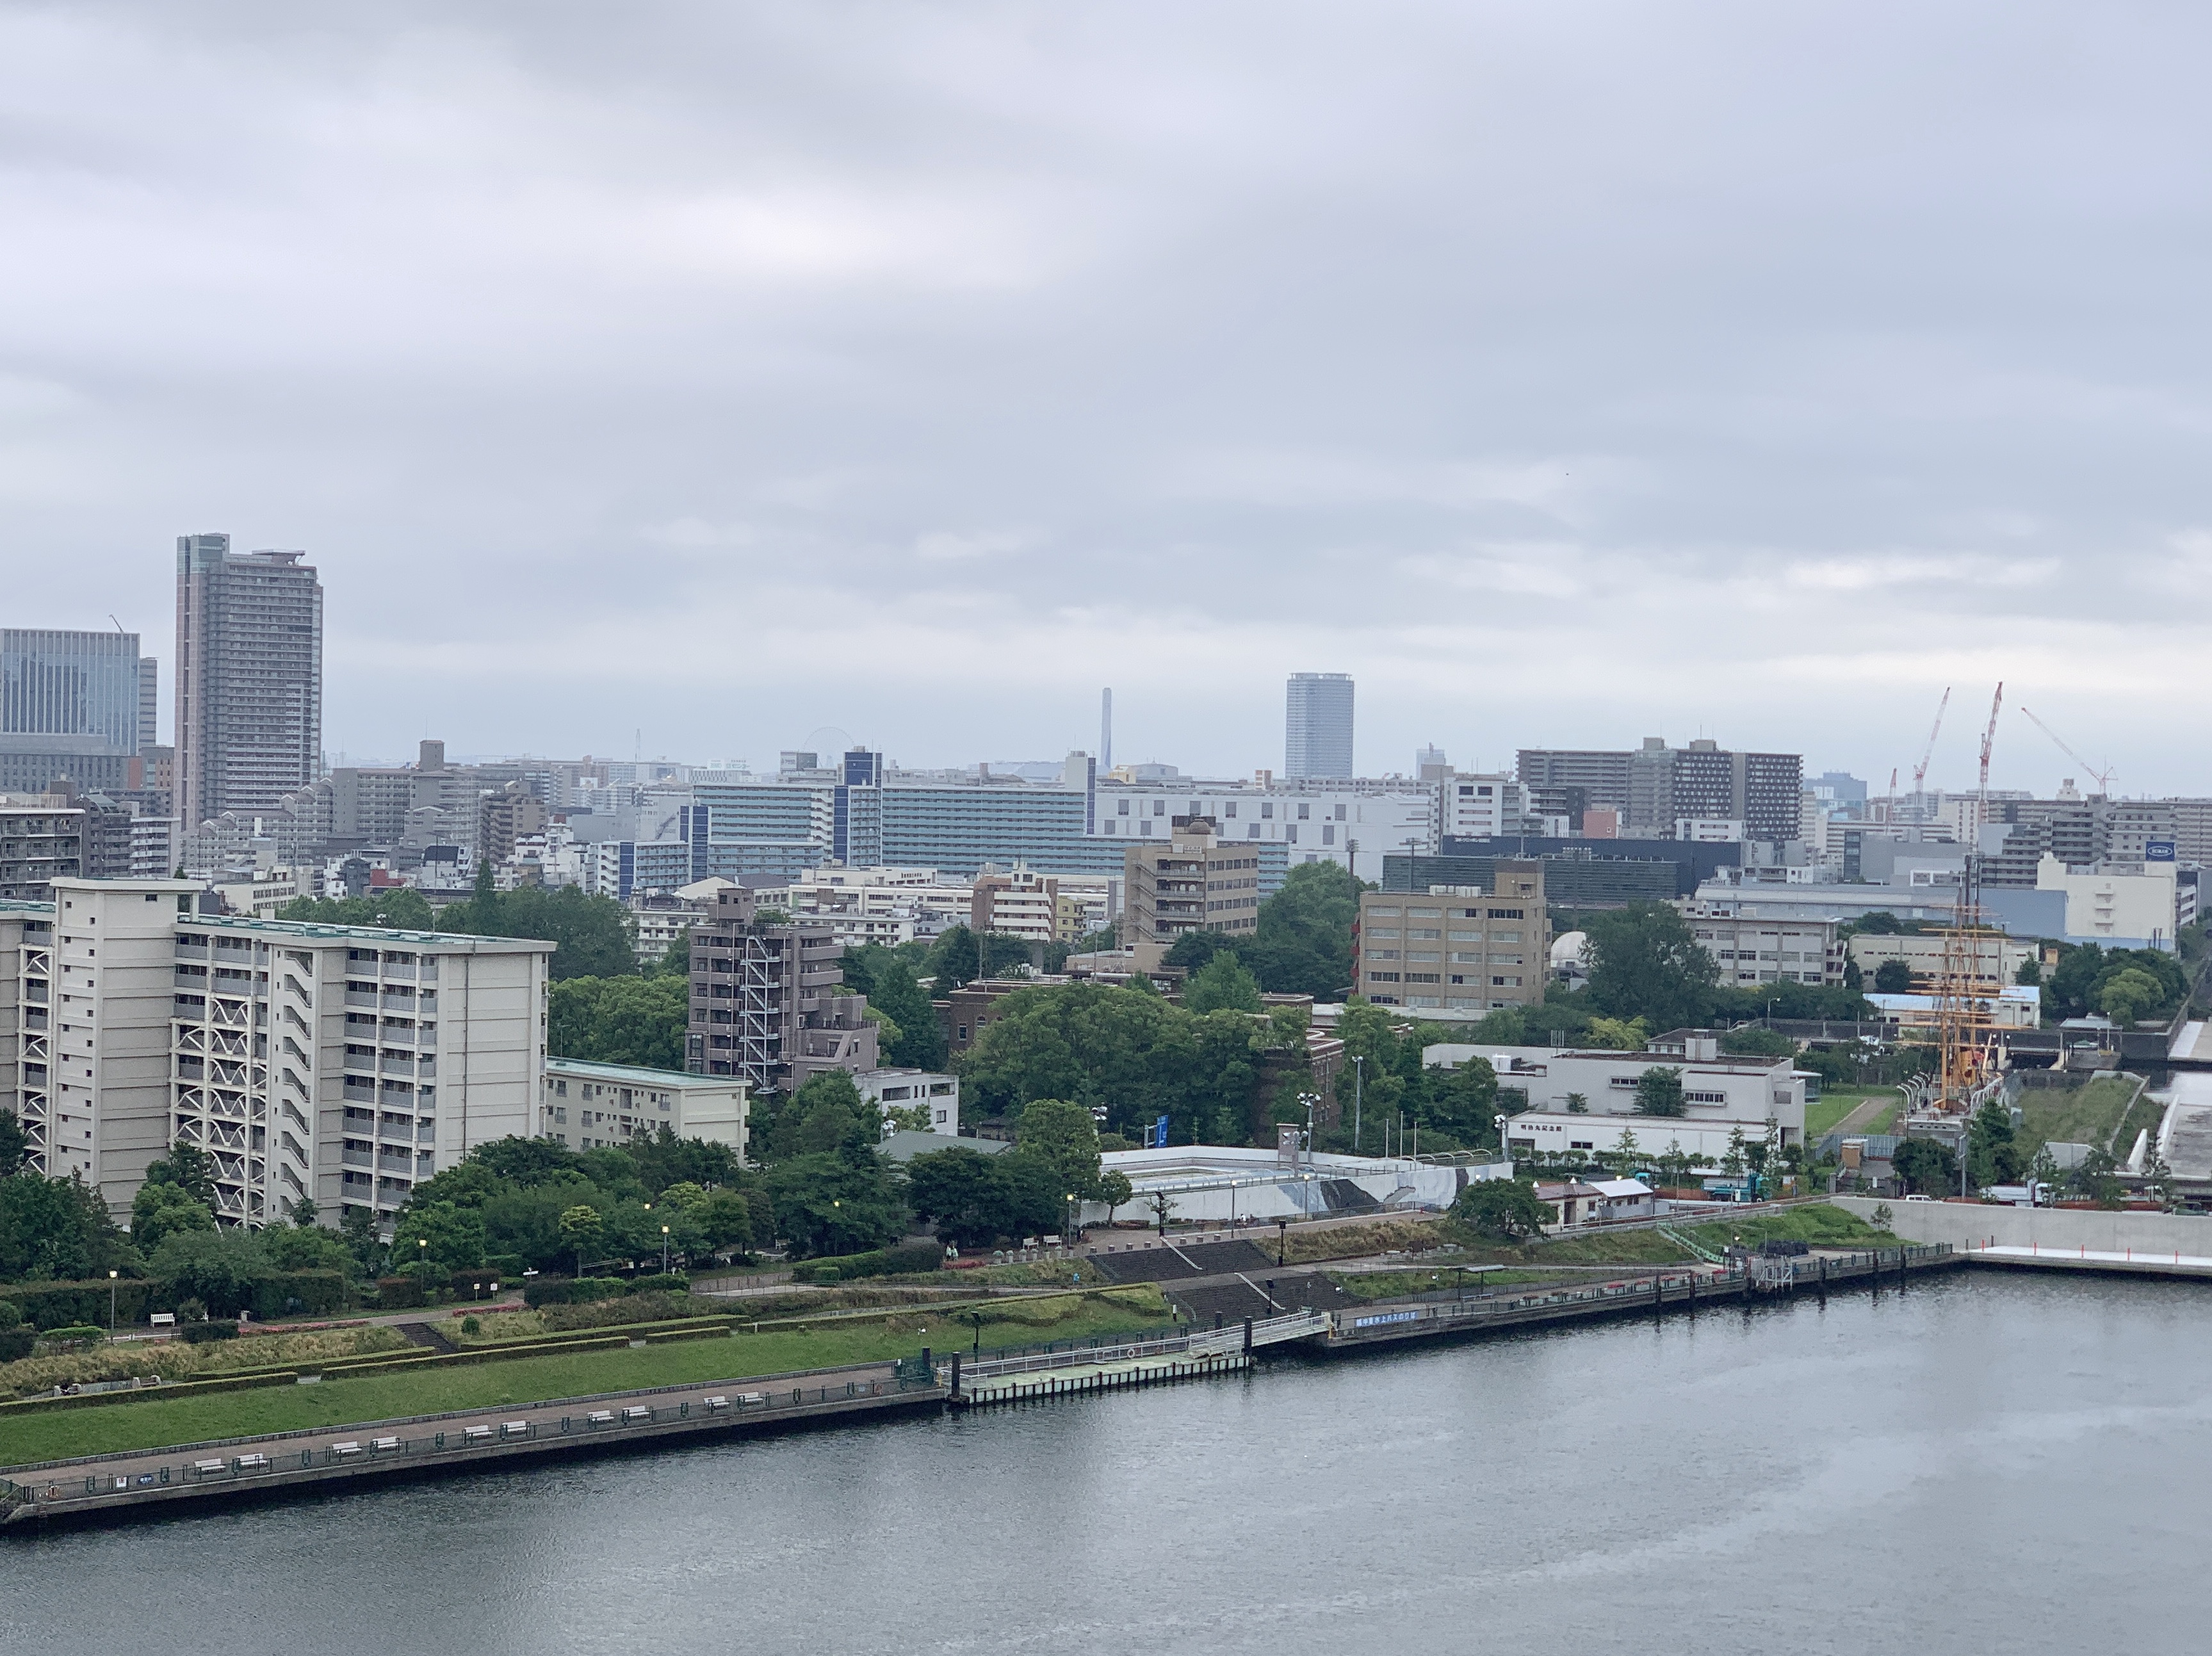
left=1822, top=1092, right=1899, bottom=1141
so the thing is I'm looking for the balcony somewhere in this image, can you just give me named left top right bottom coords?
left=381, top=960, right=416, bottom=980
left=341, top=1146, right=373, bottom=1169
left=380, top=1053, right=414, bottom=1076
left=345, top=990, right=378, bottom=1009
left=381, top=991, right=415, bottom=1011
left=379, top=1024, right=415, bottom=1047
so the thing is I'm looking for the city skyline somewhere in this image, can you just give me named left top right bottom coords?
left=3, top=6, right=2209, bottom=791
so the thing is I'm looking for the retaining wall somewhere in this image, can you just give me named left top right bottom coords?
left=1831, top=1195, right=2212, bottom=1253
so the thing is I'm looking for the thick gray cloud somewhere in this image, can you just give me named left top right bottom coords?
left=2, top=1, right=2208, bottom=791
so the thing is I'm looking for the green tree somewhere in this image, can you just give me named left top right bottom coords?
left=1244, top=861, right=1367, bottom=998
left=1162, top=930, right=1235, bottom=972
left=867, top=958, right=947, bottom=1070
left=437, top=879, right=637, bottom=980
left=644, top=927, right=692, bottom=978
left=392, top=1201, right=487, bottom=1271
left=260, top=1221, right=351, bottom=1274
left=1452, top=1178, right=1556, bottom=1240
left=131, top=1182, right=216, bottom=1253
left=548, top=975, right=689, bottom=1069
left=2099, top=968, right=2166, bottom=1027
left=558, top=1204, right=605, bottom=1276
left=1, top=1173, right=136, bottom=1282
left=150, top=1228, right=266, bottom=1317
left=1892, top=1137, right=1957, bottom=1196
left=277, top=889, right=439, bottom=931
left=1607, top=1126, right=1644, bottom=1176
left=763, top=1151, right=906, bottom=1256
left=1184, top=950, right=1264, bottom=1016
left=1966, top=1100, right=2024, bottom=1189
left=0, top=1107, right=26, bottom=1178
left=925, top=925, right=982, bottom=991
left=340, top=1204, right=388, bottom=1278
left=1584, top=1016, right=1650, bottom=1051
left=1720, top=1026, right=1796, bottom=1058
left=694, top=1189, right=756, bottom=1254
left=1425, top=1057, right=1500, bottom=1143
left=1583, top=903, right=1718, bottom=1032
left=142, top=1141, right=219, bottom=1207
left=1014, top=1098, right=1106, bottom=1200
left=906, top=1146, right=1020, bottom=1249
left=1873, top=959, right=1915, bottom=994
left=1632, top=1066, right=1687, bottom=1117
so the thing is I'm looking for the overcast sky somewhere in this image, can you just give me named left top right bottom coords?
left=4, top=1, right=2208, bottom=793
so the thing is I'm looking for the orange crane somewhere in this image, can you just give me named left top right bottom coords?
left=2019, top=705, right=2115, bottom=794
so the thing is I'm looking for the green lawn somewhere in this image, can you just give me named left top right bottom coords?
left=0, top=1293, right=1169, bottom=1468
left=1440, top=1203, right=1887, bottom=1268
left=1806, top=1088, right=1901, bottom=1139
left=1330, top=1268, right=1555, bottom=1299
left=2019, top=1077, right=2143, bottom=1157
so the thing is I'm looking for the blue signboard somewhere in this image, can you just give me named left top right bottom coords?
left=1354, top=1310, right=1422, bottom=1329
left=2147, top=840, right=2177, bottom=862
left=1152, top=1114, right=1171, bottom=1148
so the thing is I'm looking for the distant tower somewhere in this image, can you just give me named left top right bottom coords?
left=175, top=533, right=323, bottom=829
left=1285, top=672, right=1354, bottom=779
left=1101, top=687, right=1113, bottom=772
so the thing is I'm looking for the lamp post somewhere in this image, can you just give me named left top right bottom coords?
left=1276, top=1215, right=1289, bottom=1267
left=417, top=1237, right=430, bottom=1301
left=108, top=1269, right=118, bottom=1331
left=1351, top=1055, right=1365, bottom=1155
left=1064, top=1194, right=1078, bottom=1251
left=661, top=1225, right=671, bottom=1274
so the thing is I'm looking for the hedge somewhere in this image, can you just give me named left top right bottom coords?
left=521, top=1276, right=628, bottom=1309
left=375, top=1276, right=426, bottom=1309
left=799, top=1242, right=943, bottom=1283
left=0, top=1369, right=300, bottom=1418
left=0, top=1271, right=345, bottom=1329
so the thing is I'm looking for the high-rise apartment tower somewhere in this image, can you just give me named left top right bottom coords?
left=1285, top=672, right=1354, bottom=779
left=175, top=533, right=323, bottom=829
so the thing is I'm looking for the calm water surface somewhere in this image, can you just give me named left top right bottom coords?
left=6, top=1272, right=2207, bottom=1655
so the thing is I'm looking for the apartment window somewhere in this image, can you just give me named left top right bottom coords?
left=1262, top=804, right=1274, bottom=820
left=1248, top=825, right=1260, bottom=839
left=1153, top=800, right=1166, bottom=816
left=1297, top=803, right=1310, bottom=820
left=1322, top=826, right=1335, bottom=845
left=1285, top=825, right=1297, bottom=844
left=1488, top=907, right=1524, bottom=920
left=1223, top=802, right=1237, bottom=818
left=1117, top=799, right=1130, bottom=816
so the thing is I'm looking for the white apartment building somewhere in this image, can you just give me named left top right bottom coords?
left=1436, top=772, right=1539, bottom=840
left=757, top=865, right=971, bottom=949
left=1426, top=1031, right=1807, bottom=1145
left=541, top=1057, right=746, bottom=1157
left=0, top=878, right=553, bottom=1228
left=971, top=865, right=1058, bottom=943
left=1683, top=913, right=1846, bottom=987
left=1096, top=777, right=1435, bottom=881
left=856, top=1067, right=960, bottom=1135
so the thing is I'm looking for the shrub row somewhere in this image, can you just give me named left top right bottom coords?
left=798, top=1242, right=942, bottom=1284
left=0, top=1368, right=301, bottom=1419
left=0, top=1271, right=346, bottom=1329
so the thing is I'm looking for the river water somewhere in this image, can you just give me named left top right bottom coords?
left=6, top=1271, right=2208, bottom=1655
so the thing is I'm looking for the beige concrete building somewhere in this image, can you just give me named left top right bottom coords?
left=1121, top=818, right=1262, bottom=946
left=0, top=878, right=555, bottom=1228
left=1687, top=913, right=1849, bottom=987
left=542, top=1057, right=746, bottom=1158
left=1355, top=860, right=1550, bottom=1012
left=971, top=865, right=1059, bottom=943
left=1846, top=930, right=2031, bottom=993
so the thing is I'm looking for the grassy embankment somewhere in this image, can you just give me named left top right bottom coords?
left=2017, top=1075, right=2158, bottom=1161
left=1805, top=1087, right=1901, bottom=1140
left=1313, top=1204, right=1890, bottom=1280
left=0, top=1286, right=1169, bottom=1468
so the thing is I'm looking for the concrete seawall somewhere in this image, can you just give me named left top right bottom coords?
left=1830, top=1195, right=2212, bottom=1256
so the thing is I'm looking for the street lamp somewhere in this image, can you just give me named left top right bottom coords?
left=661, top=1224, right=671, bottom=1274
left=1351, top=1055, right=1365, bottom=1155
left=1276, top=1215, right=1289, bottom=1267
left=1064, top=1194, right=1077, bottom=1251
left=108, top=1269, right=118, bottom=1331
left=417, top=1237, right=429, bottom=1297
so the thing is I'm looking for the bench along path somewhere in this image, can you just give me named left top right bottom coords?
left=1, top=1358, right=941, bottom=1526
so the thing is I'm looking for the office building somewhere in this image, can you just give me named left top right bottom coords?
left=855, top=1067, right=961, bottom=1135
left=1354, top=859, right=1550, bottom=1012
left=175, top=534, right=323, bottom=830
left=686, top=884, right=880, bottom=1094
left=541, top=1058, right=747, bottom=1158
left=1517, top=739, right=1803, bottom=844
left=0, top=628, right=149, bottom=794
left=1121, top=818, right=1264, bottom=946
left=0, top=879, right=553, bottom=1225
left=1285, top=672, right=1354, bottom=779
left=1682, top=913, right=1846, bottom=987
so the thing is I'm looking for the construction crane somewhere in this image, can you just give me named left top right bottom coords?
left=2018, top=705, right=2115, bottom=794
left=1911, top=686, right=1951, bottom=797
left=1977, top=682, right=2003, bottom=803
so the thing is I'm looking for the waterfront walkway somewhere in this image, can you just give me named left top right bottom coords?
left=1964, top=1242, right=2212, bottom=1278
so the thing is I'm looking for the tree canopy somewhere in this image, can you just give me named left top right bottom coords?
left=435, top=873, right=638, bottom=980
left=548, top=975, right=689, bottom=1070
left=1583, top=903, right=1719, bottom=1032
